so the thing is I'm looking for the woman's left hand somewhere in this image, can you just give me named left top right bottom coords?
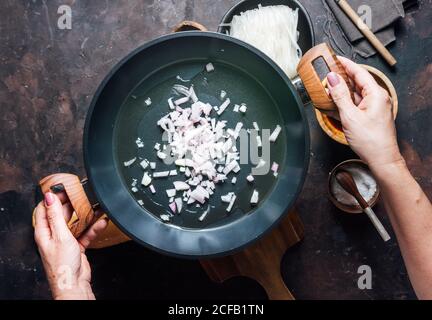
left=34, top=192, right=108, bottom=300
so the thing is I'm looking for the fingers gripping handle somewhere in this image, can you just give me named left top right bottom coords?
left=39, top=174, right=96, bottom=238
left=297, top=43, right=354, bottom=111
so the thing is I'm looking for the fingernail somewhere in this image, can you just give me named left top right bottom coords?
left=327, top=72, right=340, bottom=87
left=44, top=192, right=55, bottom=207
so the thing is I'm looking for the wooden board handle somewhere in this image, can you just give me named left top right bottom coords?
left=297, top=43, right=354, bottom=111
left=200, top=209, right=304, bottom=300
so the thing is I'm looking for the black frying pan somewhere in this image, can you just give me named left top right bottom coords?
left=84, top=32, right=310, bottom=258
left=38, top=0, right=350, bottom=258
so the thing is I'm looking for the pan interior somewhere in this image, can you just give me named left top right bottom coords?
left=115, top=60, right=286, bottom=229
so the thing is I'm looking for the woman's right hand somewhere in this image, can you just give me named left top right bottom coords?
left=326, top=57, right=404, bottom=170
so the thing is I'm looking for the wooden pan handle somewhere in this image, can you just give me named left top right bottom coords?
left=39, top=174, right=96, bottom=238
left=36, top=173, right=130, bottom=248
left=297, top=43, right=354, bottom=111
left=173, top=21, right=207, bottom=33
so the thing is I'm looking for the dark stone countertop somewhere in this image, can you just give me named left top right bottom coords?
left=0, top=0, right=430, bottom=299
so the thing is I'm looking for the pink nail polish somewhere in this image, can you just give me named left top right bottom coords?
left=44, top=192, right=55, bottom=207
left=327, top=72, right=340, bottom=87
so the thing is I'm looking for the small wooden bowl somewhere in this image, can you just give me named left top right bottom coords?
left=316, top=65, right=399, bottom=145
left=328, top=159, right=380, bottom=214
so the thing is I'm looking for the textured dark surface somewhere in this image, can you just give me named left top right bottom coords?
left=0, top=0, right=430, bottom=300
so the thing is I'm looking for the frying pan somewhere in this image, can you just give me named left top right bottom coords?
left=36, top=13, right=351, bottom=259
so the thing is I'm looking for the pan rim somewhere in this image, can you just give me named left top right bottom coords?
left=83, top=31, right=310, bottom=259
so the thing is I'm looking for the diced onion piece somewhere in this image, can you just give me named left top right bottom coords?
left=124, top=158, right=136, bottom=167
left=190, top=186, right=209, bottom=204
left=239, top=104, right=247, bottom=113
left=160, top=214, right=170, bottom=222
left=221, top=193, right=233, bottom=203
left=233, top=104, right=240, bottom=112
left=250, top=190, right=259, bottom=205
left=141, top=172, right=152, bottom=187
left=253, top=122, right=260, bottom=131
left=174, top=181, right=190, bottom=191
left=270, top=125, right=282, bottom=142
left=154, top=143, right=161, bottom=151
left=206, top=63, right=215, bottom=72
left=175, top=198, right=183, bottom=213
left=175, top=159, right=195, bottom=167
left=140, top=159, right=149, bottom=170
left=168, top=98, right=176, bottom=110
left=131, top=187, right=138, bottom=193
left=157, top=151, right=167, bottom=160
left=217, top=98, right=231, bottom=115
left=231, top=177, right=237, bottom=184
left=137, top=200, right=144, bottom=206
left=226, top=195, right=237, bottom=212
left=271, top=162, right=279, bottom=173
left=136, top=139, right=144, bottom=148
left=169, top=202, right=177, bottom=214
left=223, top=160, right=239, bottom=175
left=153, top=171, right=170, bottom=178
left=246, top=175, right=255, bottom=183
left=199, top=207, right=210, bottom=222
left=169, top=170, right=178, bottom=176
left=167, top=190, right=176, bottom=198
left=149, top=185, right=156, bottom=194
left=150, top=162, right=156, bottom=170
left=145, top=97, right=152, bottom=106
left=220, top=90, right=227, bottom=100
left=175, top=96, right=190, bottom=106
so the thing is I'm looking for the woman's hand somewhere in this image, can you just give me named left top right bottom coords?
left=34, top=192, right=108, bottom=300
left=326, top=57, right=404, bottom=170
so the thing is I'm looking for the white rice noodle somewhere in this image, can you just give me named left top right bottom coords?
left=229, top=5, right=302, bottom=79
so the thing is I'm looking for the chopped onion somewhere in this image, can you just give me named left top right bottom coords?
left=169, top=202, right=177, bottom=214
left=160, top=214, right=170, bottom=222
left=168, top=98, right=176, bottom=110
left=217, top=98, right=231, bottom=115
left=141, top=172, right=152, bottom=187
left=206, top=63, right=215, bottom=72
left=137, top=200, right=144, bottom=206
left=239, top=104, right=247, bottom=113
left=250, top=190, right=259, bottom=205
left=145, top=97, right=152, bottom=106
left=140, top=159, right=149, bottom=170
left=166, top=189, right=177, bottom=198
left=149, top=185, right=156, bottom=194
left=136, top=138, right=144, bottom=148
left=124, top=158, right=136, bottom=167
left=246, top=174, right=255, bottom=183
left=226, top=194, right=237, bottom=212
left=270, top=125, right=282, bottom=142
left=174, top=181, right=190, bottom=191
left=174, top=198, right=183, bottom=213
left=253, top=122, right=260, bottom=131
left=153, top=171, right=170, bottom=178
left=271, top=162, right=279, bottom=173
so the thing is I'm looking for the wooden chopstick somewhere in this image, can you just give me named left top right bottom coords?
left=336, top=0, right=397, bottom=67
